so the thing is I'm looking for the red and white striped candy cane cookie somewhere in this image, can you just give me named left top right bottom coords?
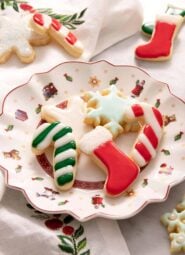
left=33, top=13, right=83, bottom=57
left=126, top=103, right=164, bottom=167
left=20, top=3, right=84, bottom=57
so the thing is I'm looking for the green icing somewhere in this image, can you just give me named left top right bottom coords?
left=57, top=173, right=74, bottom=186
left=180, top=10, right=185, bottom=17
left=32, top=122, right=59, bottom=148
left=53, top=126, right=72, bottom=141
left=54, top=141, right=76, bottom=156
left=141, top=23, right=153, bottom=35
left=55, top=157, right=76, bottom=171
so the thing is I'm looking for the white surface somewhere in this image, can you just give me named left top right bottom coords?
left=0, top=0, right=144, bottom=254
left=92, top=0, right=185, bottom=254
left=0, top=0, right=185, bottom=254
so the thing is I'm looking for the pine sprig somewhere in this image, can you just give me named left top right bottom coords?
left=37, top=7, right=87, bottom=30
left=0, top=1, right=87, bottom=29
left=0, top=0, right=26, bottom=11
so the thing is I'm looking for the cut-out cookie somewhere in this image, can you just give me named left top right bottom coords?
left=83, top=85, right=140, bottom=138
left=161, top=199, right=185, bottom=253
left=142, top=2, right=185, bottom=36
left=41, top=96, right=91, bottom=139
left=28, top=11, right=84, bottom=58
left=79, top=126, right=139, bottom=196
left=0, top=8, right=49, bottom=63
left=135, top=14, right=183, bottom=61
left=84, top=85, right=164, bottom=168
left=32, top=122, right=77, bottom=190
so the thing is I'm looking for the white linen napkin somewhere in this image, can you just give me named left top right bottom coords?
left=0, top=0, right=143, bottom=254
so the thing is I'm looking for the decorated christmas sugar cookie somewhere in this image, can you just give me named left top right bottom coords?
left=83, top=85, right=164, bottom=168
left=41, top=96, right=91, bottom=139
left=79, top=126, right=140, bottom=197
left=0, top=8, right=50, bottom=64
left=142, top=2, right=185, bottom=36
left=161, top=196, right=185, bottom=253
left=135, top=14, right=183, bottom=61
left=28, top=11, right=84, bottom=58
left=32, top=122, right=77, bottom=191
left=83, top=85, right=140, bottom=138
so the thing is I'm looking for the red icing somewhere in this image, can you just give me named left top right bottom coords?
left=20, top=3, right=35, bottom=12
left=143, top=125, right=158, bottom=149
left=33, top=13, right=44, bottom=26
left=57, top=100, right=68, bottom=109
left=152, top=107, right=163, bottom=127
left=135, top=21, right=176, bottom=59
left=66, top=32, right=77, bottom=45
left=135, top=142, right=152, bottom=162
left=94, top=141, right=139, bottom=196
left=132, top=104, right=144, bottom=117
left=51, top=19, right=62, bottom=31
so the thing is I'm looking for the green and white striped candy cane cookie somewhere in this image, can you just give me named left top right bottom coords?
left=32, top=122, right=77, bottom=191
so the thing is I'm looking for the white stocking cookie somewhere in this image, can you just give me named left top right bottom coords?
left=0, top=8, right=49, bottom=63
left=80, top=126, right=140, bottom=196
left=32, top=122, right=77, bottom=191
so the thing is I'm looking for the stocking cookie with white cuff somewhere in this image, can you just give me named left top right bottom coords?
left=79, top=126, right=140, bottom=197
left=83, top=85, right=164, bottom=168
left=135, top=14, right=183, bottom=61
left=142, top=2, right=185, bottom=36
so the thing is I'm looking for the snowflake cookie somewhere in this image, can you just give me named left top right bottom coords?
left=83, top=85, right=140, bottom=138
left=0, top=8, right=49, bottom=63
left=161, top=197, right=185, bottom=253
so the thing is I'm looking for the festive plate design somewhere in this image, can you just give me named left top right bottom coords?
left=0, top=61, right=184, bottom=221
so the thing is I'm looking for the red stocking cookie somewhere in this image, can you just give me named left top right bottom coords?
left=80, top=126, right=140, bottom=196
left=135, top=14, right=183, bottom=61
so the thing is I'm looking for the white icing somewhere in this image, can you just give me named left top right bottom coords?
left=54, top=165, right=74, bottom=178
left=156, top=14, right=183, bottom=25
left=58, top=25, right=69, bottom=38
left=40, top=14, right=52, bottom=29
left=131, top=148, right=146, bottom=167
left=80, top=126, right=112, bottom=155
left=55, top=132, right=74, bottom=148
left=138, top=133, right=156, bottom=158
left=0, top=9, right=34, bottom=57
left=41, top=96, right=91, bottom=139
left=54, top=149, right=76, bottom=163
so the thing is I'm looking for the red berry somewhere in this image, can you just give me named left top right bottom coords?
left=62, top=226, right=74, bottom=235
left=45, top=218, right=63, bottom=230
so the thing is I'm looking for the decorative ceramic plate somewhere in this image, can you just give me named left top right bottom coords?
left=0, top=61, right=185, bottom=221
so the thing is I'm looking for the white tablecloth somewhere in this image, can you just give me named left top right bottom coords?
left=93, top=0, right=185, bottom=254
left=0, top=0, right=185, bottom=254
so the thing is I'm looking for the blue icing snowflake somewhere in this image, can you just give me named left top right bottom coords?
left=85, top=85, right=138, bottom=137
